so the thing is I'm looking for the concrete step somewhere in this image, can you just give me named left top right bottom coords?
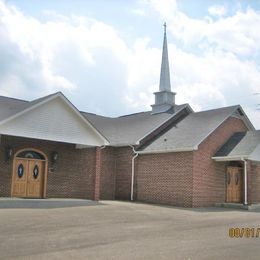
left=216, top=203, right=260, bottom=210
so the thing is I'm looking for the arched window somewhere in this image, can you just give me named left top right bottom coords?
left=16, top=150, right=45, bottom=160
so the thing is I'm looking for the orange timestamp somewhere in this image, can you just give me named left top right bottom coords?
left=229, top=227, right=260, bottom=238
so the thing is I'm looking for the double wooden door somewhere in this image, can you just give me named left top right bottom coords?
left=12, top=159, right=45, bottom=198
left=226, top=167, right=243, bottom=203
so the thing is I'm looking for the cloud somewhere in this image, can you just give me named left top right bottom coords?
left=143, top=0, right=177, bottom=19
left=141, top=1, right=260, bottom=128
left=0, top=0, right=259, bottom=129
left=0, top=1, right=134, bottom=115
left=208, top=5, right=227, bottom=17
left=131, top=8, right=146, bottom=17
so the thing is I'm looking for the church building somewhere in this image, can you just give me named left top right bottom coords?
left=0, top=26, right=259, bottom=207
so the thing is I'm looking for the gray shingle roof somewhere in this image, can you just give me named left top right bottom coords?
left=0, top=93, right=255, bottom=151
left=214, top=132, right=246, bottom=157
left=0, top=94, right=189, bottom=145
left=81, top=104, right=188, bottom=146
left=0, top=96, right=28, bottom=121
left=213, top=130, right=260, bottom=160
left=139, top=106, right=240, bottom=153
left=0, top=92, right=60, bottom=122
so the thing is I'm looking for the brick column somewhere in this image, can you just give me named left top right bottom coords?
left=94, top=147, right=101, bottom=201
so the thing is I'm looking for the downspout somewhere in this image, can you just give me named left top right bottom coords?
left=241, top=158, right=248, bottom=205
left=130, top=145, right=139, bottom=201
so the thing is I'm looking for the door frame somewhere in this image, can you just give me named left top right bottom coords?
left=11, top=148, right=48, bottom=198
left=226, top=166, right=243, bottom=203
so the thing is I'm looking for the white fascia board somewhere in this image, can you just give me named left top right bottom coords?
left=236, top=105, right=255, bottom=130
left=110, top=142, right=137, bottom=147
left=136, top=105, right=192, bottom=145
left=0, top=92, right=109, bottom=145
left=0, top=93, right=59, bottom=126
left=193, top=106, right=250, bottom=150
left=137, top=147, right=197, bottom=154
left=58, top=94, right=109, bottom=145
left=212, top=155, right=248, bottom=161
left=249, top=144, right=260, bottom=162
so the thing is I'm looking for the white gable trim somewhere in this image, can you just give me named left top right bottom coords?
left=136, top=104, right=193, bottom=145
left=194, top=106, right=254, bottom=150
left=0, top=92, right=109, bottom=146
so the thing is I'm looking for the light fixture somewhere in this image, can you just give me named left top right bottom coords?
left=5, top=146, right=13, bottom=161
left=51, top=151, right=58, bottom=164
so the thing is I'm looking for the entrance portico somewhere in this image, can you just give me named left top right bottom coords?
left=213, top=131, right=260, bottom=206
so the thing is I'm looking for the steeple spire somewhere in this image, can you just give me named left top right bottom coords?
left=151, top=23, right=176, bottom=114
left=159, top=22, right=171, bottom=92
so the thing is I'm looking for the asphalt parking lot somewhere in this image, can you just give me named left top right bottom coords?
left=0, top=199, right=260, bottom=260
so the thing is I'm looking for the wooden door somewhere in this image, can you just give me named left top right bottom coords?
left=12, top=159, right=45, bottom=198
left=26, top=160, right=44, bottom=198
left=226, top=167, right=243, bottom=203
left=12, top=159, right=28, bottom=197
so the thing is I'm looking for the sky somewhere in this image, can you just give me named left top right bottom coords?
left=0, top=0, right=260, bottom=128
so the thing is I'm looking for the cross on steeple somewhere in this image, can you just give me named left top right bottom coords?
left=163, top=22, right=166, bottom=34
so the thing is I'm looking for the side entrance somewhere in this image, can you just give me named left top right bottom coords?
left=226, top=166, right=243, bottom=203
left=11, top=149, right=47, bottom=198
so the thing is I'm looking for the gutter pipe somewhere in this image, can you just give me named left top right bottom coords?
left=130, top=145, right=139, bottom=201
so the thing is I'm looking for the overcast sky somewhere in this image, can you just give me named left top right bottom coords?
left=0, top=0, right=260, bottom=128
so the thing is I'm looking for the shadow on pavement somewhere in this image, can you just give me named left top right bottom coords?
left=0, top=198, right=103, bottom=209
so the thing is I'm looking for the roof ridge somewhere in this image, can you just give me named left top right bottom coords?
left=119, top=111, right=149, bottom=118
left=29, top=91, right=61, bottom=103
left=195, top=105, right=239, bottom=114
left=0, top=95, right=29, bottom=102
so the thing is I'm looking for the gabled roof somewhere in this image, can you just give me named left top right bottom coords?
left=0, top=92, right=59, bottom=123
left=0, top=92, right=109, bottom=145
left=0, top=96, right=28, bottom=121
left=213, top=130, right=260, bottom=161
left=81, top=104, right=190, bottom=146
left=138, top=105, right=253, bottom=154
left=0, top=92, right=256, bottom=150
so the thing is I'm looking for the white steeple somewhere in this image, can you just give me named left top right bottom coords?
left=159, top=22, right=171, bottom=92
left=151, top=23, right=176, bottom=114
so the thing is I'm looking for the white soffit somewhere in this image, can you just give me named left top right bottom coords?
left=249, top=144, right=260, bottom=162
left=0, top=94, right=109, bottom=146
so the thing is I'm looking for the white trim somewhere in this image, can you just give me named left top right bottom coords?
left=136, top=104, right=193, bottom=145
left=194, top=106, right=254, bottom=150
left=138, top=146, right=197, bottom=154
left=110, top=142, right=138, bottom=147
left=235, top=106, right=255, bottom=130
left=57, top=94, right=109, bottom=145
left=130, top=145, right=139, bottom=201
left=212, top=155, right=248, bottom=161
left=194, top=107, right=237, bottom=150
left=0, top=92, right=109, bottom=145
left=0, top=93, right=59, bottom=126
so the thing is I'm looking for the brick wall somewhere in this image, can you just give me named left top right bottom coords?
left=99, top=147, right=116, bottom=200
left=135, top=116, right=248, bottom=208
left=0, top=135, right=96, bottom=199
left=114, top=147, right=133, bottom=200
left=136, top=152, right=193, bottom=207
left=192, top=117, right=248, bottom=207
